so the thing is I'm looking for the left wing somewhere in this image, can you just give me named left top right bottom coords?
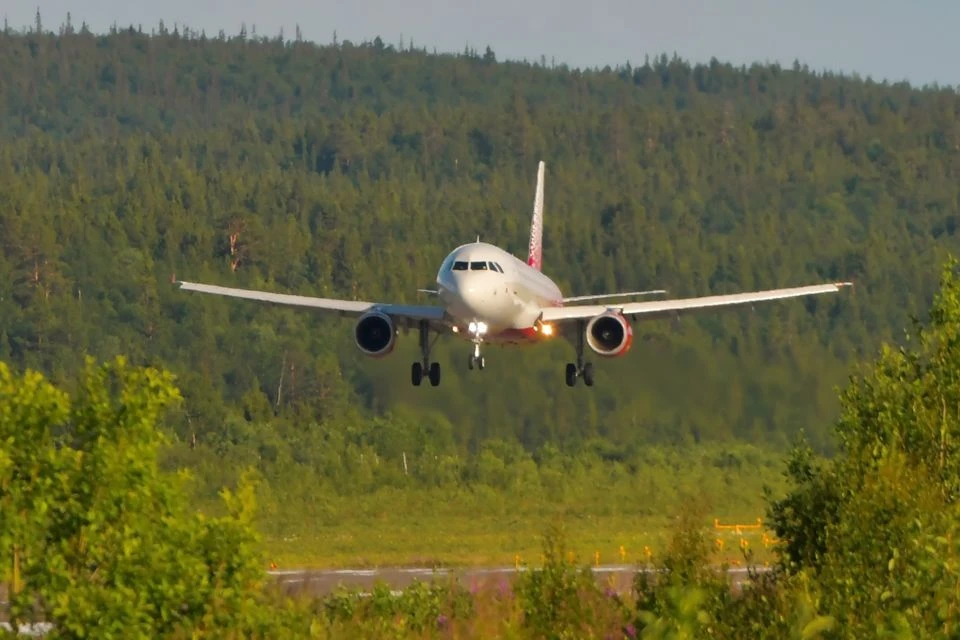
left=562, top=289, right=666, bottom=303
left=177, top=281, right=447, bottom=327
left=540, top=282, right=853, bottom=323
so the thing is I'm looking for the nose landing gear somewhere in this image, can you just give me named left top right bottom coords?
left=467, top=342, right=485, bottom=370
left=465, top=321, right=487, bottom=372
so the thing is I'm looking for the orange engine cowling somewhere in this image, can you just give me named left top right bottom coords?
left=585, top=311, right=633, bottom=357
left=354, top=311, right=397, bottom=358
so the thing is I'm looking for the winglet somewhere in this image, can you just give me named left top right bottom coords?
left=527, top=160, right=545, bottom=271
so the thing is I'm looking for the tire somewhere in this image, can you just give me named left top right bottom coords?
left=582, top=362, right=595, bottom=387
left=565, top=363, right=578, bottom=387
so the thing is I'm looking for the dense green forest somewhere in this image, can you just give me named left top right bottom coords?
left=2, top=17, right=957, bottom=451
left=3, top=13, right=960, bottom=637
left=1, top=15, right=960, bottom=566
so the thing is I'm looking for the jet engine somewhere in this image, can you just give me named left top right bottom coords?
left=585, top=311, right=633, bottom=357
left=354, top=311, right=397, bottom=358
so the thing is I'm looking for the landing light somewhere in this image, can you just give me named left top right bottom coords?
left=541, top=323, right=554, bottom=337
left=467, top=321, right=488, bottom=336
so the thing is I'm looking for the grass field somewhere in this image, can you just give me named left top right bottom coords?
left=257, top=490, right=781, bottom=569
left=190, top=444, right=794, bottom=570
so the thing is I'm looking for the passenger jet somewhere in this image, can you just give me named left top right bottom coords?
left=177, top=161, right=852, bottom=387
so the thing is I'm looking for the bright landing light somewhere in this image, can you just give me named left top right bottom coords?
left=468, top=322, right=488, bottom=335
left=541, top=323, right=554, bottom=336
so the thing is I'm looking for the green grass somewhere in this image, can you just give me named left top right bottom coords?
left=263, top=521, right=778, bottom=569
left=191, top=443, right=795, bottom=569
left=257, top=492, right=780, bottom=569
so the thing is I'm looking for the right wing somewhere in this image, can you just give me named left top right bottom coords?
left=176, top=281, right=447, bottom=328
left=541, top=282, right=853, bottom=323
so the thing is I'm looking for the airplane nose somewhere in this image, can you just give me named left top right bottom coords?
left=460, top=282, right=485, bottom=313
left=458, top=275, right=497, bottom=315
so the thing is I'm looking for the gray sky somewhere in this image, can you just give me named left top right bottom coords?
left=5, top=0, right=959, bottom=87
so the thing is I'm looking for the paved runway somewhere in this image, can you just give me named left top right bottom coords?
left=268, top=563, right=771, bottom=596
left=1, top=565, right=769, bottom=609
left=0, top=564, right=769, bottom=633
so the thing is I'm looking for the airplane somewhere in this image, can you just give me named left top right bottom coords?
left=176, top=161, right=853, bottom=388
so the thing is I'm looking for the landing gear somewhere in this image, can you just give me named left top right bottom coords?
left=411, top=320, right=441, bottom=387
left=582, top=362, right=595, bottom=386
left=565, top=321, right=595, bottom=387
left=411, top=362, right=442, bottom=386
left=467, top=342, right=485, bottom=371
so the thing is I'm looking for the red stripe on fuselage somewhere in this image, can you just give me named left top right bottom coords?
left=492, top=327, right=540, bottom=342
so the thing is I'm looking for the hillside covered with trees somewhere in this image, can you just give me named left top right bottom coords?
left=1, top=15, right=959, bottom=533
left=4, top=13, right=960, bottom=636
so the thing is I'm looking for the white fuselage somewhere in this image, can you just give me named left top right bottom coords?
left=435, top=242, right=562, bottom=341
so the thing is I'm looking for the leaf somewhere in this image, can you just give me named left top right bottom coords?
left=801, top=616, right=835, bottom=639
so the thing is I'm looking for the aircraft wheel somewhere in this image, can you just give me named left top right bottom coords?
left=478, top=356, right=485, bottom=370
left=411, top=362, right=423, bottom=386
left=565, top=363, right=578, bottom=387
left=467, top=354, right=475, bottom=370
left=582, top=362, right=595, bottom=387
left=429, top=362, right=441, bottom=387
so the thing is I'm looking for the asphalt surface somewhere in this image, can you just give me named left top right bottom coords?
left=0, top=564, right=769, bottom=633
left=268, top=563, right=771, bottom=596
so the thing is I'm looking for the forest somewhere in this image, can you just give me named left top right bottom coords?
left=1, top=12, right=960, bottom=623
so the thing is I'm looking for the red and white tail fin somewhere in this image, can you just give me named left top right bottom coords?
left=527, top=160, right=545, bottom=270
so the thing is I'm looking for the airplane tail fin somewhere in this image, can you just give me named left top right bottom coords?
left=527, top=160, right=545, bottom=271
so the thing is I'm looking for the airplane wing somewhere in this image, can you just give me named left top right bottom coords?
left=540, top=282, right=853, bottom=323
left=176, top=281, right=447, bottom=327
left=562, top=289, right=666, bottom=303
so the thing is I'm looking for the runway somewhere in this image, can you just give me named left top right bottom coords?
left=0, top=564, right=770, bottom=609
left=0, top=564, right=769, bottom=634
left=267, top=563, right=771, bottom=596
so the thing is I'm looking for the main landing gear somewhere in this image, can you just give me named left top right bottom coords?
left=411, top=320, right=441, bottom=387
left=565, top=320, right=595, bottom=387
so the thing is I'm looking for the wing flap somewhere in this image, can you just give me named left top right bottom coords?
left=177, top=281, right=446, bottom=321
left=541, top=282, right=852, bottom=323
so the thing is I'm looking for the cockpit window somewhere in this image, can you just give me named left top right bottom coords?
left=453, top=260, right=504, bottom=273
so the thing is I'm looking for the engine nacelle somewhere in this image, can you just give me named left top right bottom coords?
left=354, top=311, right=397, bottom=358
left=585, top=311, right=633, bottom=357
